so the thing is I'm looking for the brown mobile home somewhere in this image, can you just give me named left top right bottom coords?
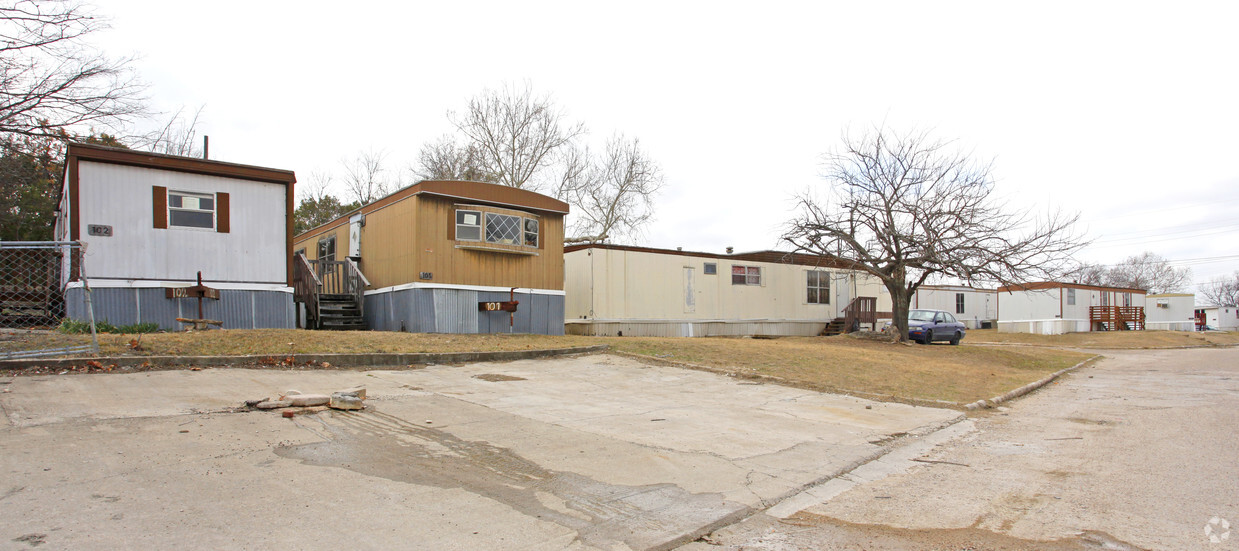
left=293, top=180, right=568, bottom=334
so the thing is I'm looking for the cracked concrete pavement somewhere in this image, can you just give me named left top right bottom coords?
left=684, top=347, right=1239, bottom=550
left=0, top=353, right=960, bottom=550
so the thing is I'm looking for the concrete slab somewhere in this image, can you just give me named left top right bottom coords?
left=0, top=354, right=960, bottom=550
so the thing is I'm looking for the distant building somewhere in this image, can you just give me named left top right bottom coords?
left=54, top=143, right=297, bottom=330
left=997, top=282, right=1146, bottom=334
left=564, top=244, right=891, bottom=337
left=1195, top=305, right=1239, bottom=331
left=912, top=285, right=997, bottom=329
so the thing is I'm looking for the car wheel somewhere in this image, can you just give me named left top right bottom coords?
left=924, top=329, right=933, bottom=344
left=950, top=332, right=961, bottom=345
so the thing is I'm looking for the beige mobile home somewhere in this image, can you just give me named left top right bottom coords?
left=997, top=282, right=1146, bottom=334
left=912, top=285, right=997, bottom=329
left=564, top=244, right=891, bottom=337
left=1145, top=293, right=1195, bottom=331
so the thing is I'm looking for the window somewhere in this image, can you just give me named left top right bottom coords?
left=1067, top=288, right=1076, bottom=306
left=456, top=210, right=482, bottom=241
left=485, top=213, right=522, bottom=245
left=523, top=218, right=539, bottom=247
left=1122, top=293, right=1132, bottom=307
left=942, top=312, right=958, bottom=323
left=807, top=270, right=830, bottom=304
left=456, top=208, right=540, bottom=249
left=955, top=293, right=965, bottom=314
left=318, top=235, right=336, bottom=263
left=703, top=263, right=717, bottom=275
left=731, top=265, right=761, bottom=286
left=168, top=191, right=215, bottom=229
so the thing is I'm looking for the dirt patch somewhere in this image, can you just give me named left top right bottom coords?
left=473, top=373, right=527, bottom=382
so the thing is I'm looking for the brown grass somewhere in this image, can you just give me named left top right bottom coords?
left=1, top=329, right=1097, bottom=405
left=965, top=328, right=1239, bottom=349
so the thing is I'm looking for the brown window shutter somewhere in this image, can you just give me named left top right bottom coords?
left=153, top=186, right=167, bottom=229
left=217, top=192, right=230, bottom=233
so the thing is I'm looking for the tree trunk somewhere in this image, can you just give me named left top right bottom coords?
left=887, top=281, right=911, bottom=343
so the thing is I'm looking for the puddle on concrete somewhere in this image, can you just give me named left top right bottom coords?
left=472, top=373, right=527, bottom=382
left=275, top=411, right=748, bottom=549
left=780, top=512, right=1148, bottom=550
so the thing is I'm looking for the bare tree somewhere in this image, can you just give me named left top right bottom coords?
left=565, top=135, right=663, bottom=244
left=136, top=105, right=204, bottom=157
left=0, top=1, right=144, bottom=138
left=1100, top=252, right=1191, bottom=294
left=1200, top=271, right=1239, bottom=307
left=782, top=127, right=1086, bottom=342
left=449, top=82, right=585, bottom=191
left=340, top=149, right=395, bottom=205
left=415, top=135, right=495, bottom=182
left=293, top=171, right=359, bottom=235
left=1065, top=261, right=1108, bottom=286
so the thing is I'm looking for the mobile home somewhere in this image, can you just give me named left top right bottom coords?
left=564, top=244, right=891, bottom=337
left=912, top=285, right=997, bottom=329
left=293, top=180, right=568, bottom=334
left=997, top=281, right=1146, bottom=334
left=1145, top=293, right=1195, bottom=331
left=54, top=143, right=297, bottom=330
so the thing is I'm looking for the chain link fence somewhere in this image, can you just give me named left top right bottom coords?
left=0, top=241, right=99, bottom=359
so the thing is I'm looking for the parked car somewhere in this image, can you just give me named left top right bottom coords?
left=907, top=309, right=966, bottom=345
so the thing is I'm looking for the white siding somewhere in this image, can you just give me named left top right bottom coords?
left=1146, top=294, right=1195, bottom=324
left=77, top=161, right=287, bottom=284
left=913, top=286, right=997, bottom=328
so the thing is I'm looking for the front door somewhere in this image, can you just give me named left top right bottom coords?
left=835, top=273, right=852, bottom=312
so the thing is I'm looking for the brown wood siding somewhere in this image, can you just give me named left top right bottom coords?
left=295, top=194, right=565, bottom=291
left=152, top=186, right=167, bottom=229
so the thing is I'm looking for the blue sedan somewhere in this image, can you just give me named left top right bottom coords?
left=908, top=309, right=966, bottom=345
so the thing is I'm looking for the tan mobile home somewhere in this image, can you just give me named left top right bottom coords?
left=293, top=180, right=568, bottom=334
left=997, top=282, right=1146, bottom=334
left=564, top=244, right=891, bottom=337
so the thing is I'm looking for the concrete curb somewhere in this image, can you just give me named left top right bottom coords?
left=0, top=345, right=610, bottom=371
left=611, top=350, right=963, bottom=410
left=963, top=354, right=1102, bottom=410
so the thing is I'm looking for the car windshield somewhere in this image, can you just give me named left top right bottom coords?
left=909, top=310, right=937, bottom=322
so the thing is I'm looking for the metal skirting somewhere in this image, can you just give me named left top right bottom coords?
left=65, top=287, right=294, bottom=330
left=364, top=287, right=565, bottom=335
left=564, top=320, right=827, bottom=338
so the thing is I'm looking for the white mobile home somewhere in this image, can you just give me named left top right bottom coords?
left=997, top=282, right=1146, bottom=334
left=912, top=285, right=997, bottom=329
left=54, top=143, right=297, bottom=329
left=1145, top=293, right=1195, bottom=331
left=1197, top=306, right=1239, bottom=331
left=564, top=244, right=891, bottom=337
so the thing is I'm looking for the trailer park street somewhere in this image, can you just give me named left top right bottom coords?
left=2, top=342, right=1237, bottom=550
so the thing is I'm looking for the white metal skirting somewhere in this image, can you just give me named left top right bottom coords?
left=564, top=319, right=827, bottom=337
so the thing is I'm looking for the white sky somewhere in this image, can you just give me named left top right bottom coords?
left=93, top=1, right=1239, bottom=295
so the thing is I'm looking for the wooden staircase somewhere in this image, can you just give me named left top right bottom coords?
left=820, top=296, right=877, bottom=336
left=293, top=255, right=370, bottom=330
left=316, top=293, right=366, bottom=330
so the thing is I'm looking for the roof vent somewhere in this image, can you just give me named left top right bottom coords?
left=726, top=247, right=734, bottom=254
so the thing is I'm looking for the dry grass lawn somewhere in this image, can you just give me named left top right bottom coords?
left=965, top=328, right=1239, bottom=348
left=1, top=328, right=1100, bottom=405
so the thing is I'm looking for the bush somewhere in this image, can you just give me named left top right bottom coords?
left=57, top=319, right=159, bottom=334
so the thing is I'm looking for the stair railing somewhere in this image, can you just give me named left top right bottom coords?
left=344, top=259, right=369, bottom=321
left=842, top=296, right=878, bottom=331
left=292, top=253, right=322, bottom=329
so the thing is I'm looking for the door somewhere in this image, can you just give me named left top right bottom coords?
left=348, top=214, right=364, bottom=259
left=683, top=267, right=696, bottom=313
left=835, top=273, right=852, bottom=311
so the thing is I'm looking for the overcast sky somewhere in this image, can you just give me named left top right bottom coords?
left=94, top=1, right=1238, bottom=296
